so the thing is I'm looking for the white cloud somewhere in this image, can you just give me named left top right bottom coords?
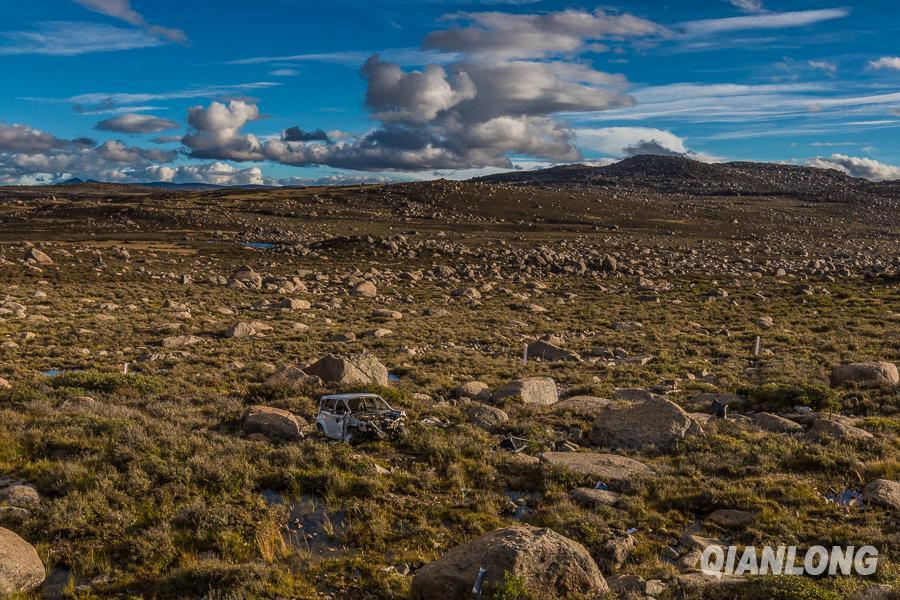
left=0, top=21, right=163, bottom=56
left=868, top=56, right=900, bottom=71
left=227, top=48, right=458, bottom=67
left=0, top=122, right=177, bottom=184
left=576, top=126, right=719, bottom=162
left=424, top=9, right=665, bottom=59
left=139, top=162, right=266, bottom=186
left=680, top=8, right=849, bottom=36
left=24, top=82, right=281, bottom=108
left=182, top=101, right=263, bottom=161
left=728, top=0, right=766, bottom=13
left=363, top=56, right=476, bottom=123
left=808, top=60, right=837, bottom=75
left=806, top=154, right=900, bottom=180
left=95, top=113, right=179, bottom=134
left=73, top=0, right=188, bottom=44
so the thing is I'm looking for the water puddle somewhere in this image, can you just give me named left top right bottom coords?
left=241, top=241, right=275, bottom=249
left=262, top=490, right=347, bottom=557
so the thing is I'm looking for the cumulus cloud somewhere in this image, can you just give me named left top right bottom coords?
left=182, top=101, right=263, bottom=161
left=363, top=56, right=476, bottom=123
left=806, top=154, right=900, bottom=181
left=424, top=9, right=665, bottom=59
left=73, top=0, right=188, bottom=44
left=183, top=13, right=644, bottom=172
left=0, top=122, right=176, bottom=184
left=283, top=127, right=331, bottom=143
left=95, top=113, right=178, bottom=134
left=137, top=162, right=266, bottom=186
left=868, top=56, right=900, bottom=71
left=576, top=126, right=718, bottom=162
left=0, top=124, right=66, bottom=153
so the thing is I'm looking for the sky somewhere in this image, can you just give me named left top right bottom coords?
left=1, top=0, right=900, bottom=186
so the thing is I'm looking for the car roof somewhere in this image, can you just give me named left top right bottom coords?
left=320, top=393, right=384, bottom=401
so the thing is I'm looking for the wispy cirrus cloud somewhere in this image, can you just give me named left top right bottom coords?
left=0, top=21, right=163, bottom=56
left=73, top=0, right=188, bottom=44
left=679, top=8, right=849, bottom=36
left=23, top=82, right=282, bottom=108
left=227, top=47, right=458, bottom=67
left=728, top=0, right=766, bottom=14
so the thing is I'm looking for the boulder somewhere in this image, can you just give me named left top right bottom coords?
left=264, top=364, right=321, bottom=389
left=26, top=248, right=53, bottom=265
left=350, top=281, right=377, bottom=298
left=807, top=414, right=873, bottom=441
left=304, top=352, right=389, bottom=386
left=160, top=335, right=203, bottom=349
left=225, top=322, right=257, bottom=338
left=570, top=487, right=621, bottom=508
left=493, top=377, right=558, bottom=406
left=0, top=485, right=40, bottom=509
left=750, top=412, right=803, bottom=434
left=277, top=298, right=311, bottom=310
left=454, top=381, right=491, bottom=401
left=0, top=527, right=44, bottom=595
left=410, top=526, right=608, bottom=599
left=540, top=452, right=654, bottom=488
left=830, top=362, right=899, bottom=387
left=590, top=397, right=703, bottom=451
left=243, top=405, right=305, bottom=441
left=553, top=396, right=612, bottom=418
left=526, top=340, right=581, bottom=362
left=863, top=479, right=900, bottom=511
left=600, top=254, right=617, bottom=273
left=465, top=404, right=509, bottom=432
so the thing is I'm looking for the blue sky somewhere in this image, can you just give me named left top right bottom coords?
left=2, top=0, right=900, bottom=185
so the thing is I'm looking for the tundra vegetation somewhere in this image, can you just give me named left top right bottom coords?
left=0, top=156, right=897, bottom=599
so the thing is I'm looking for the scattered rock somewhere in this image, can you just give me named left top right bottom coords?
left=242, top=405, right=305, bottom=441
left=465, top=403, right=509, bottom=432
left=410, top=525, right=609, bottom=599
left=863, top=479, right=900, bottom=511
left=225, top=321, right=258, bottom=338
left=570, top=487, right=621, bottom=508
left=26, top=248, right=53, bottom=265
left=830, top=362, right=899, bottom=387
left=540, top=452, right=654, bottom=488
left=0, top=485, right=40, bottom=509
left=590, top=397, right=703, bottom=451
left=750, top=412, right=803, bottom=434
left=0, top=527, right=44, bottom=595
left=493, top=377, right=558, bottom=406
left=807, top=414, right=873, bottom=441
left=526, top=339, right=581, bottom=362
left=454, top=381, right=491, bottom=401
left=350, top=281, right=377, bottom=298
left=304, top=352, right=389, bottom=386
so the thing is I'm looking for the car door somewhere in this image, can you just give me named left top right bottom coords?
left=319, top=398, right=346, bottom=439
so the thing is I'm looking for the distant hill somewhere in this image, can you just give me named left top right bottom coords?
left=59, top=177, right=102, bottom=185
left=473, top=154, right=883, bottom=202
